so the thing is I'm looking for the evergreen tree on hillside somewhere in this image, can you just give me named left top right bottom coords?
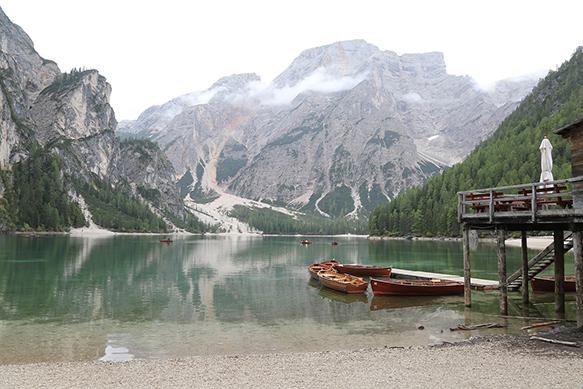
left=0, top=143, right=86, bottom=231
left=369, top=47, right=583, bottom=237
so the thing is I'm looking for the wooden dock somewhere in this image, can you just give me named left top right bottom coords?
left=391, top=268, right=499, bottom=290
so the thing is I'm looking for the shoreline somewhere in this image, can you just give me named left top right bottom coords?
left=1, top=331, right=582, bottom=388
left=367, top=234, right=555, bottom=250
left=14, top=229, right=556, bottom=250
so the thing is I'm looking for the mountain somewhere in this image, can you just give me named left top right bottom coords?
left=0, top=7, right=188, bottom=232
left=118, top=40, right=540, bottom=220
left=369, top=47, right=583, bottom=237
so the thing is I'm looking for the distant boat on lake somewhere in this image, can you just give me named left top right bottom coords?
left=159, top=238, right=173, bottom=243
left=300, top=240, right=312, bottom=245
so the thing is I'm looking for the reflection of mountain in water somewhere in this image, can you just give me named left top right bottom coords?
left=2, top=235, right=580, bottom=364
left=1, top=235, right=370, bottom=326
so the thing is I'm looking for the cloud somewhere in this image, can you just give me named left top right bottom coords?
left=180, top=87, right=225, bottom=106
left=402, top=92, right=423, bottom=103
left=228, top=67, right=367, bottom=106
left=472, top=69, right=549, bottom=92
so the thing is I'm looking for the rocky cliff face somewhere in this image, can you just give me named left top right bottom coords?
left=0, top=7, right=185, bottom=224
left=119, top=40, right=539, bottom=218
left=0, top=10, right=60, bottom=169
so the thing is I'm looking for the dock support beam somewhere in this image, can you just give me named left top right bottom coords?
left=463, top=224, right=471, bottom=307
left=554, top=229, right=565, bottom=314
left=521, top=230, right=529, bottom=305
left=573, top=230, right=583, bottom=330
left=497, top=228, right=508, bottom=315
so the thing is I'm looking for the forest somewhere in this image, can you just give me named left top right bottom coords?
left=229, top=205, right=368, bottom=235
left=369, top=47, right=583, bottom=238
left=0, top=143, right=86, bottom=232
left=0, top=139, right=202, bottom=234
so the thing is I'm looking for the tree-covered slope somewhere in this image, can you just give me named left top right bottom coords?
left=369, top=47, right=583, bottom=237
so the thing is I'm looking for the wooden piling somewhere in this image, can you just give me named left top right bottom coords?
left=498, top=228, right=507, bottom=315
left=554, top=229, right=565, bottom=314
left=521, top=230, right=529, bottom=305
left=463, top=225, right=471, bottom=307
left=573, top=230, right=583, bottom=330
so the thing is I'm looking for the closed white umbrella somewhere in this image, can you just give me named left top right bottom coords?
left=539, top=136, right=553, bottom=184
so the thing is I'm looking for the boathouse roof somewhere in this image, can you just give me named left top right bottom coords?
left=554, top=117, right=583, bottom=137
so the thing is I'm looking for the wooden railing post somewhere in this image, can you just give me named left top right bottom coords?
left=489, top=190, right=495, bottom=223
left=458, top=193, right=463, bottom=223
left=531, top=184, right=537, bottom=222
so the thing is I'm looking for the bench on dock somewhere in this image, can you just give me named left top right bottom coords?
left=458, top=177, right=582, bottom=226
left=465, top=191, right=503, bottom=213
left=518, top=185, right=573, bottom=210
left=464, top=185, right=573, bottom=214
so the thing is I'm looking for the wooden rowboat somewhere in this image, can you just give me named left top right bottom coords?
left=159, top=239, right=173, bottom=243
left=334, top=263, right=392, bottom=277
left=318, top=270, right=368, bottom=294
left=370, top=278, right=464, bottom=296
left=308, top=260, right=339, bottom=280
left=300, top=240, right=312, bottom=245
left=530, top=276, right=576, bottom=292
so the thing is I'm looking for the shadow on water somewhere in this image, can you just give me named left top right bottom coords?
left=0, top=235, right=578, bottom=364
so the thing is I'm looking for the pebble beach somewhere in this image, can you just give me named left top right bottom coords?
left=1, top=331, right=582, bottom=388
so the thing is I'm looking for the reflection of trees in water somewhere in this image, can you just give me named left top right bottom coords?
left=367, top=238, right=527, bottom=278
left=0, top=236, right=83, bottom=320
left=3, top=236, right=564, bottom=329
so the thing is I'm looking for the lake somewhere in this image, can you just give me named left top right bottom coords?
left=0, top=234, right=577, bottom=364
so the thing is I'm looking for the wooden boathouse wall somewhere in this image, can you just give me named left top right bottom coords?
left=556, top=118, right=583, bottom=208
left=458, top=117, right=583, bottom=331
left=555, top=117, right=583, bottom=328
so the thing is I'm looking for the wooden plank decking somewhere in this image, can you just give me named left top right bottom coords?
left=391, top=268, right=499, bottom=290
left=457, top=177, right=583, bottom=229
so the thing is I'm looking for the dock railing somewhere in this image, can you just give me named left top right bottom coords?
left=457, top=175, right=583, bottom=223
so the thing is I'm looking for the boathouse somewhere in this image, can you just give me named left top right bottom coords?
left=458, top=117, right=583, bottom=330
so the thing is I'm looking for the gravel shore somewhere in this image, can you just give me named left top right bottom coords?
left=1, top=330, right=582, bottom=388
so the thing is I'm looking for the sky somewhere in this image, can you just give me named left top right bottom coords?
left=2, top=0, right=582, bottom=121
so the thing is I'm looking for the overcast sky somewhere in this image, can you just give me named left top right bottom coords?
left=2, top=0, right=582, bottom=121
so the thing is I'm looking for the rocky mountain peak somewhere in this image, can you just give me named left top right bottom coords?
left=400, top=51, right=447, bottom=78
left=116, top=39, right=541, bottom=223
left=210, top=73, right=262, bottom=92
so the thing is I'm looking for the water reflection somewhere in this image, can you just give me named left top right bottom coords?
left=0, top=235, right=578, bottom=364
left=370, top=295, right=464, bottom=311
left=100, top=339, right=134, bottom=362
left=316, top=284, right=369, bottom=305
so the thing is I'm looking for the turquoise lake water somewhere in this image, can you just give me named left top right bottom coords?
left=0, top=234, right=577, bottom=364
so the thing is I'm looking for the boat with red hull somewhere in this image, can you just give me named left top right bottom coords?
left=318, top=270, right=368, bottom=294
left=531, top=276, right=576, bottom=292
left=334, top=264, right=392, bottom=277
left=308, top=260, right=339, bottom=280
left=159, top=239, right=173, bottom=243
left=370, top=278, right=464, bottom=296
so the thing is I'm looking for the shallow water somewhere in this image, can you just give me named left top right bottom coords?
left=0, top=234, right=577, bottom=364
